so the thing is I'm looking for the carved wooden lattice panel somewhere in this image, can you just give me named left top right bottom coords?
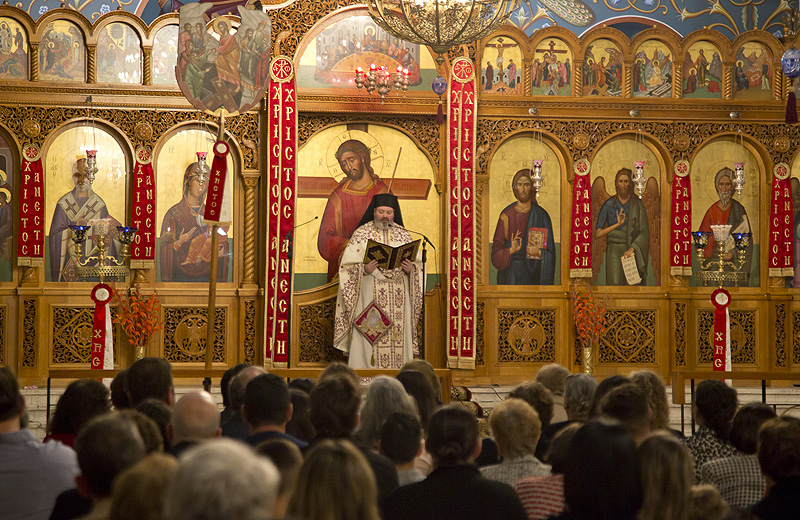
left=23, top=299, right=35, bottom=367
left=598, top=310, right=656, bottom=364
left=698, top=310, right=756, bottom=365
left=497, top=309, right=555, bottom=363
left=163, top=307, right=226, bottom=363
left=674, top=302, right=687, bottom=367
left=775, top=304, right=786, bottom=368
left=52, top=307, right=119, bottom=365
left=244, top=300, right=256, bottom=365
left=792, top=310, right=800, bottom=367
left=298, top=297, right=344, bottom=364
left=476, top=301, right=485, bottom=366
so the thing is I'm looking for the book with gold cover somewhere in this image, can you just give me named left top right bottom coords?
left=363, top=239, right=421, bottom=270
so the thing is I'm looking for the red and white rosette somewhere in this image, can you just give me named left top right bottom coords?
left=90, top=283, right=114, bottom=370
left=711, top=288, right=731, bottom=372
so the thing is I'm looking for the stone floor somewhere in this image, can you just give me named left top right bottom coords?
left=22, top=381, right=800, bottom=440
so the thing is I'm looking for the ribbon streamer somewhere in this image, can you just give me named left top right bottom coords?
left=18, top=143, right=45, bottom=267
left=711, top=288, right=731, bottom=372
left=90, top=283, right=114, bottom=370
left=203, top=141, right=230, bottom=223
left=131, top=147, right=156, bottom=269
left=569, top=160, right=592, bottom=278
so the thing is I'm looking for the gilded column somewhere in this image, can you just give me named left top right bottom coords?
left=574, top=60, right=583, bottom=97
left=142, top=47, right=152, bottom=86
left=672, top=63, right=682, bottom=98
left=723, top=62, right=732, bottom=99
left=30, top=43, right=39, bottom=81
left=624, top=61, right=633, bottom=98
left=241, top=172, right=260, bottom=286
left=87, top=44, right=97, bottom=84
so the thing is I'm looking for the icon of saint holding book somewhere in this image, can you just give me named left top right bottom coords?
left=491, top=169, right=555, bottom=285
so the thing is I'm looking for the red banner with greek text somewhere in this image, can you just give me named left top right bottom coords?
left=569, top=159, right=592, bottom=278
left=670, top=160, right=693, bottom=276
left=203, top=141, right=230, bottom=223
left=447, top=57, right=476, bottom=369
left=18, top=143, right=45, bottom=267
left=266, top=56, right=297, bottom=367
left=91, top=283, right=114, bottom=370
left=769, top=163, right=793, bottom=277
left=711, top=288, right=731, bottom=372
left=130, top=147, right=156, bottom=269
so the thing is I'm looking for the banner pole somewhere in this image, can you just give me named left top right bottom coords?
left=204, top=114, right=225, bottom=373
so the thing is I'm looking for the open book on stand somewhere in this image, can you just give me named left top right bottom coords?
left=363, top=239, right=421, bottom=270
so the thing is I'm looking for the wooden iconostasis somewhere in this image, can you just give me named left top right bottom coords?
left=1, top=1, right=800, bottom=385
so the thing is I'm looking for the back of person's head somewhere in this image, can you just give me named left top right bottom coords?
left=630, top=370, right=670, bottom=431
left=729, top=402, right=776, bottom=454
left=695, top=380, right=738, bottom=440
left=288, top=378, right=314, bottom=395
left=110, top=369, right=131, bottom=410
left=228, top=366, right=267, bottom=411
left=601, top=383, right=651, bottom=441
left=426, top=405, right=479, bottom=467
left=396, top=370, right=438, bottom=432
left=75, top=414, right=147, bottom=497
left=508, top=381, right=554, bottom=427
left=136, top=398, right=172, bottom=450
left=638, top=432, right=693, bottom=520
left=0, top=366, right=21, bottom=422
left=379, top=411, right=422, bottom=465
left=171, top=390, right=220, bottom=443
left=563, top=373, right=598, bottom=420
left=353, top=376, right=417, bottom=449
left=127, top=358, right=174, bottom=407
left=220, top=363, right=250, bottom=409
left=118, top=409, right=164, bottom=453
left=588, top=375, right=630, bottom=419
left=400, top=359, right=441, bottom=404
left=318, top=362, right=359, bottom=386
left=111, top=453, right=178, bottom=520
left=288, top=439, right=380, bottom=520
left=286, top=388, right=315, bottom=442
left=255, top=439, right=304, bottom=519
left=535, top=364, right=571, bottom=396
left=243, top=373, right=291, bottom=428
left=489, top=398, right=541, bottom=459
left=166, top=439, right=280, bottom=520
left=547, top=422, right=581, bottom=473
left=757, top=416, right=800, bottom=483
left=562, top=419, right=642, bottom=520
left=688, top=484, right=730, bottom=520
left=49, top=378, right=110, bottom=436
left=310, top=375, right=361, bottom=438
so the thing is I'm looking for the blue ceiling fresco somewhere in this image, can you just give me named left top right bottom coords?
left=15, top=0, right=788, bottom=40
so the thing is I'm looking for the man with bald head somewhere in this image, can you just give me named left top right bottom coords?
left=698, top=167, right=752, bottom=285
left=168, top=391, right=221, bottom=458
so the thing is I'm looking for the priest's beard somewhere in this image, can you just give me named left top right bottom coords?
left=374, top=218, right=390, bottom=230
left=718, top=190, right=732, bottom=207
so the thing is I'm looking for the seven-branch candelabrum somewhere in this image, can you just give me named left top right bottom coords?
left=69, top=219, right=138, bottom=282
left=691, top=224, right=751, bottom=288
left=354, top=63, right=409, bottom=101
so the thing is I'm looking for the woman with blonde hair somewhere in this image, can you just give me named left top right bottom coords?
left=638, top=431, right=694, bottom=520
left=287, top=439, right=380, bottom=520
left=630, top=370, right=672, bottom=433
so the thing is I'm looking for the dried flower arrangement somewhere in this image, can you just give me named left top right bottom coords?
left=111, top=282, right=163, bottom=349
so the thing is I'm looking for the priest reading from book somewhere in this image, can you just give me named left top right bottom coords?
left=333, top=193, right=424, bottom=369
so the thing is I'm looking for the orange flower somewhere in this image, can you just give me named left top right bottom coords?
left=111, top=282, right=163, bottom=348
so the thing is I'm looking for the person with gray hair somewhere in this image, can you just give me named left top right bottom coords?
left=168, top=391, right=221, bottom=458
left=535, top=364, right=571, bottom=423
left=543, top=373, right=598, bottom=441
left=165, top=439, right=280, bottom=520
left=353, top=375, right=417, bottom=451
left=221, top=365, right=266, bottom=440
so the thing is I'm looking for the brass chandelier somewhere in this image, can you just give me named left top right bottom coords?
left=366, top=0, right=517, bottom=65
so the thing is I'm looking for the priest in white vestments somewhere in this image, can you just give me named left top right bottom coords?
left=334, top=193, right=424, bottom=369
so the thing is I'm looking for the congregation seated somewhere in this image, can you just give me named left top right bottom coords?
left=750, top=416, right=800, bottom=519
left=44, top=379, right=110, bottom=448
left=480, top=398, right=551, bottom=487
left=600, top=382, right=652, bottom=443
left=378, top=411, right=425, bottom=486
left=286, top=387, right=315, bottom=443
left=508, top=381, right=555, bottom=460
left=630, top=369, right=683, bottom=438
left=126, top=357, right=175, bottom=408
left=243, top=373, right=307, bottom=450
left=109, top=453, right=177, bottom=520
left=542, top=373, right=597, bottom=441
left=254, top=438, right=304, bottom=518
left=699, top=402, right=776, bottom=508
left=135, top=398, right=172, bottom=451
left=686, top=379, right=739, bottom=482
left=535, top=363, right=571, bottom=424
left=221, top=365, right=266, bottom=440
left=354, top=376, right=417, bottom=451
left=637, top=431, right=693, bottom=520
left=167, top=390, right=221, bottom=458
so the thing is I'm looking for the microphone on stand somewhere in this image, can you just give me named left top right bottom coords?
left=285, top=216, right=318, bottom=260
left=389, top=223, right=435, bottom=249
